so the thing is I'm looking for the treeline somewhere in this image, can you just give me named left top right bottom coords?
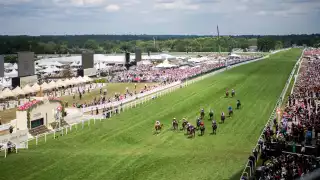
left=0, top=34, right=319, bottom=59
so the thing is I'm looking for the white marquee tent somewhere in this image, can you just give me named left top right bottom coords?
left=22, top=84, right=35, bottom=94
left=155, top=59, right=177, bottom=68
left=12, top=86, right=25, bottom=96
left=0, top=88, right=14, bottom=98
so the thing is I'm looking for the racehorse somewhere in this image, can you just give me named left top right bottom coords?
left=200, top=125, right=205, bottom=136
left=209, top=111, right=214, bottom=120
left=155, top=124, right=164, bottom=133
left=221, top=114, right=225, bottom=123
left=172, top=121, right=179, bottom=131
left=226, top=91, right=229, bottom=98
left=229, top=109, right=233, bottom=117
left=231, top=90, right=235, bottom=97
left=181, top=121, right=188, bottom=131
left=187, top=126, right=196, bottom=138
left=212, top=124, right=217, bottom=135
left=200, top=111, right=205, bottom=120
left=196, top=119, right=201, bottom=130
left=237, top=100, right=241, bottom=109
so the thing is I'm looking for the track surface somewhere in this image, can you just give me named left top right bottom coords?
left=0, top=49, right=302, bottom=180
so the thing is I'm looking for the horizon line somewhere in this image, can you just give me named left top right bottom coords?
left=0, top=33, right=319, bottom=37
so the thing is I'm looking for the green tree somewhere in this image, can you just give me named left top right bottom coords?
left=84, top=39, right=99, bottom=51
left=275, top=41, right=283, bottom=49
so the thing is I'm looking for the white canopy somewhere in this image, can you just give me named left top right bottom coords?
left=41, top=66, right=62, bottom=73
left=40, top=82, right=50, bottom=90
left=138, top=60, right=152, bottom=65
left=77, top=76, right=86, bottom=83
left=12, top=86, right=25, bottom=96
left=22, top=84, right=35, bottom=94
left=48, top=81, right=57, bottom=89
left=229, top=54, right=241, bottom=58
left=13, top=63, right=18, bottom=69
left=70, top=61, right=81, bottom=67
left=155, top=59, right=177, bottom=68
left=32, top=83, right=41, bottom=92
left=83, top=76, right=93, bottom=82
left=63, top=79, right=71, bottom=86
left=52, top=61, right=63, bottom=66
left=4, top=69, right=18, bottom=77
left=0, top=88, right=14, bottom=98
left=56, top=79, right=65, bottom=87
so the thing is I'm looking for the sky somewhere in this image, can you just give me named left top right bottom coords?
left=0, top=0, right=319, bottom=35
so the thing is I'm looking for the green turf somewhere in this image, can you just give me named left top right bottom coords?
left=0, top=49, right=302, bottom=180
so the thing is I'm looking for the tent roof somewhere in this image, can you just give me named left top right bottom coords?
left=155, top=60, right=177, bottom=68
left=32, top=83, right=41, bottom=91
left=40, top=82, right=51, bottom=90
left=48, top=81, right=57, bottom=88
left=83, top=76, right=93, bottom=82
left=0, top=88, right=14, bottom=98
left=12, top=86, right=25, bottom=96
left=22, top=84, right=35, bottom=94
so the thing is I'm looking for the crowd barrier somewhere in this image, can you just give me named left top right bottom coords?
left=2, top=52, right=278, bottom=158
left=239, top=48, right=304, bottom=179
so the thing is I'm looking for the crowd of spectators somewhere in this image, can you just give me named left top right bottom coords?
left=242, top=49, right=320, bottom=180
left=72, top=83, right=160, bottom=109
left=110, top=55, right=260, bottom=83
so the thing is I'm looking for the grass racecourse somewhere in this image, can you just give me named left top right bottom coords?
left=0, top=49, right=302, bottom=180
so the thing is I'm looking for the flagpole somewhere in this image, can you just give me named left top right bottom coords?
left=217, top=25, right=221, bottom=54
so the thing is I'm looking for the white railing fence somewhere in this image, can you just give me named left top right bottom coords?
left=239, top=48, right=304, bottom=180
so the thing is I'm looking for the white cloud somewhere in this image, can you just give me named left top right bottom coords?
left=123, top=0, right=141, bottom=6
left=53, top=0, right=107, bottom=6
left=105, top=4, right=120, bottom=12
left=0, top=0, right=319, bottom=35
left=154, top=0, right=199, bottom=10
left=0, top=0, right=32, bottom=5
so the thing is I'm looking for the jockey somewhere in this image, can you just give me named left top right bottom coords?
left=172, top=118, right=177, bottom=124
left=228, top=105, right=233, bottom=112
left=201, top=108, right=204, bottom=113
left=200, top=121, right=204, bottom=126
left=155, top=120, right=161, bottom=126
left=232, top=89, right=235, bottom=94
left=212, top=120, right=217, bottom=126
left=209, top=109, right=214, bottom=116
left=188, top=124, right=194, bottom=131
left=237, top=100, right=241, bottom=105
left=221, top=112, right=225, bottom=118
left=182, top=118, right=187, bottom=123
left=197, top=118, right=201, bottom=126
